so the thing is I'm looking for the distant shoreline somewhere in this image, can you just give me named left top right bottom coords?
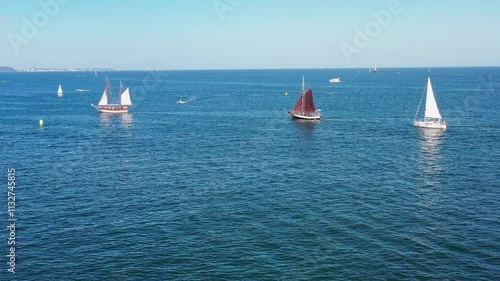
left=2, top=66, right=499, bottom=73
left=0, top=66, right=16, bottom=72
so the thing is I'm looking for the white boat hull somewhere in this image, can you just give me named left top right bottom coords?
left=92, top=104, right=129, bottom=113
left=289, top=112, right=321, bottom=120
left=98, top=108, right=128, bottom=113
left=413, top=120, right=447, bottom=129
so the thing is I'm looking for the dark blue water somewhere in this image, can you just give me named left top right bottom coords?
left=1, top=68, right=499, bottom=280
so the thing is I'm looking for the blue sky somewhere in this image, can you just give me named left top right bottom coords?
left=1, top=0, right=499, bottom=70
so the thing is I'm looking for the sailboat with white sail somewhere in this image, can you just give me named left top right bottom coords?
left=91, top=76, right=132, bottom=113
left=414, top=77, right=446, bottom=129
left=288, top=76, right=321, bottom=120
left=57, top=84, right=63, bottom=97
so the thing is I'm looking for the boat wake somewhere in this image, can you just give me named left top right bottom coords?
left=76, top=88, right=91, bottom=92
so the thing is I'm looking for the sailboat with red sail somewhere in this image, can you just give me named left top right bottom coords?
left=288, top=76, right=321, bottom=120
left=91, top=76, right=132, bottom=113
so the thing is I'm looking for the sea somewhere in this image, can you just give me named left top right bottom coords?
left=0, top=67, right=499, bottom=280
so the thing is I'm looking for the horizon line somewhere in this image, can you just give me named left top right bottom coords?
left=7, top=65, right=500, bottom=72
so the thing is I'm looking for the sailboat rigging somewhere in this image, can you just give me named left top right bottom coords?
left=288, top=76, right=321, bottom=120
left=91, top=76, right=132, bottom=113
left=414, top=77, right=446, bottom=129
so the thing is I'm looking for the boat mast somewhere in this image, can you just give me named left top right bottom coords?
left=414, top=78, right=427, bottom=121
left=119, top=81, right=123, bottom=105
left=301, top=76, right=305, bottom=112
left=105, top=76, right=110, bottom=105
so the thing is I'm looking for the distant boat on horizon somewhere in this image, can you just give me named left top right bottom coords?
left=329, top=77, right=341, bottom=83
left=288, top=76, right=321, bottom=120
left=369, top=66, right=377, bottom=73
left=414, top=77, right=446, bottom=129
left=91, top=76, right=132, bottom=113
left=57, top=84, right=63, bottom=97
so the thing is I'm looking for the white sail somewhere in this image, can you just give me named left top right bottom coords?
left=120, top=88, right=132, bottom=106
left=57, top=84, right=63, bottom=96
left=424, top=77, right=442, bottom=119
left=98, top=89, right=108, bottom=106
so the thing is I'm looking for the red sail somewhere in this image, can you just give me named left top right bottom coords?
left=292, top=95, right=303, bottom=112
left=302, top=89, right=316, bottom=113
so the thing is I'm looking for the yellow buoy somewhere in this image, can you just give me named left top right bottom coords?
left=39, top=119, right=44, bottom=126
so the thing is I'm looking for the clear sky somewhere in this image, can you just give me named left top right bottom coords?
left=1, top=0, right=499, bottom=70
